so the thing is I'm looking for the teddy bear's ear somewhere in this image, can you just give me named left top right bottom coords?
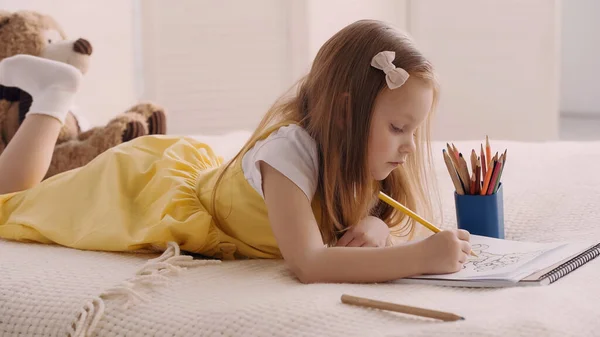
left=0, top=11, right=11, bottom=30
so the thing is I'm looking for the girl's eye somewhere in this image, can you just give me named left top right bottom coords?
left=390, top=124, right=403, bottom=133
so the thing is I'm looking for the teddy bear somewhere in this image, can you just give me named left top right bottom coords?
left=0, top=10, right=167, bottom=179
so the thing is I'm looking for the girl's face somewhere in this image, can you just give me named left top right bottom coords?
left=367, top=76, right=433, bottom=180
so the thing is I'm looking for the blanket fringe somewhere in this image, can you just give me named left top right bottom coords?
left=70, top=242, right=221, bottom=337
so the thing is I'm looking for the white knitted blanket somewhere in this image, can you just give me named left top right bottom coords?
left=1, top=137, right=599, bottom=337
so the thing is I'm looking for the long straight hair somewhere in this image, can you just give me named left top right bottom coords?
left=212, top=20, right=439, bottom=245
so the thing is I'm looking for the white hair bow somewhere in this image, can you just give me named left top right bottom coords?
left=370, top=51, right=409, bottom=89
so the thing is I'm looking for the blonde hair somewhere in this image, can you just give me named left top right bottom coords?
left=212, top=19, right=439, bottom=245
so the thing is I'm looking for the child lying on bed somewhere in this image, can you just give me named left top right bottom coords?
left=0, top=20, right=471, bottom=284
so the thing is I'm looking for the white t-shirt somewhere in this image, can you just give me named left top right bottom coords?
left=241, top=124, right=319, bottom=201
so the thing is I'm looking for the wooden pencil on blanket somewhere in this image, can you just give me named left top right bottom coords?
left=341, top=294, right=465, bottom=322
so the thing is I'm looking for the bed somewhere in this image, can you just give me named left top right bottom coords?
left=1, top=132, right=599, bottom=337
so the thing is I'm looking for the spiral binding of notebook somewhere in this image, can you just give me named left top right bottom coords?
left=540, top=244, right=600, bottom=284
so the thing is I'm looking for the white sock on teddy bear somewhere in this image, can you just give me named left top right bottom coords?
left=0, top=54, right=82, bottom=124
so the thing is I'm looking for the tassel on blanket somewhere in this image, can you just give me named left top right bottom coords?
left=70, top=242, right=221, bottom=337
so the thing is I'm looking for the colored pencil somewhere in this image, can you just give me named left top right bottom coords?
left=457, top=153, right=471, bottom=191
left=470, top=150, right=477, bottom=176
left=480, top=159, right=496, bottom=195
left=486, top=160, right=503, bottom=195
left=469, top=175, right=476, bottom=195
left=452, top=143, right=460, bottom=160
left=493, top=150, right=507, bottom=193
left=442, top=138, right=506, bottom=196
left=446, top=143, right=460, bottom=171
left=481, top=144, right=487, bottom=179
left=443, top=149, right=465, bottom=195
left=341, top=294, right=465, bottom=322
left=486, top=136, right=492, bottom=167
left=475, top=158, right=481, bottom=194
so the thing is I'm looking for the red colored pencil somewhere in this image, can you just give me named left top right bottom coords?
left=486, top=160, right=503, bottom=195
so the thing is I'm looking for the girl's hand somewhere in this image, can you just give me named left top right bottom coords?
left=336, top=216, right=391, bottom=248
left=418, top=229, right=471, bottom=274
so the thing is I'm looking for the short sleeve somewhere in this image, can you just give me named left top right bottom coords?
left=241, top=124, right=319, bottom=201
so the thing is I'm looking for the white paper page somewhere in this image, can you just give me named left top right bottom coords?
left=514, top=240, right=598, bottom=281
left=413, top=235, right=566, bottom=281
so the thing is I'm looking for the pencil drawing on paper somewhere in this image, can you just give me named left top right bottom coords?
left=463, top=244, right=546, bottom=272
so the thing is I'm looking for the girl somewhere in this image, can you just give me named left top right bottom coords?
left=0, top=20, right=471, bottom=284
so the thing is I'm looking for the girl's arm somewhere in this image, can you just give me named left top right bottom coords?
left=260, top=162, right=471, bottom=284
left=0, top=114, right=63, bottom=194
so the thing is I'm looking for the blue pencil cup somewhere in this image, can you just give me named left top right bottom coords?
left=454, top=184, right=505, bottom=239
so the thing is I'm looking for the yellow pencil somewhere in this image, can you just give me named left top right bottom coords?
left=378, top=191, right=477, bottom=257
left=378, top=191, right=439, bottom=233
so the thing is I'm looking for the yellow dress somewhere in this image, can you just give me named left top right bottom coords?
left=0, top=122, right=316, bottom=260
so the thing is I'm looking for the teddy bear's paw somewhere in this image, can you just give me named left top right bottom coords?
left=123, top=103, right=167, bottom=135
left=148, top=109, right=167, bottom=135
left=122, top=120, right=147, bottom=143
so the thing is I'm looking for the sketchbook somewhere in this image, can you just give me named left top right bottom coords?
left=396, top=235, right=600, bottom=288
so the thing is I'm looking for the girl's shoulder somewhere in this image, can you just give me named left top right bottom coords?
left=241, top=124, right=319, bottom=201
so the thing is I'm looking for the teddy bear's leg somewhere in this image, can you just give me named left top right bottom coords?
left=0, top=98, right=11, bottom=126
left=0, top=100, right=11, bottom=153
left=77, top=113, right=148, bottom=142
left=0, top=100, right=10, bottom=139
left=46, top=113, right=148, bottom=178
left=122, top=102, right=167, bottom=135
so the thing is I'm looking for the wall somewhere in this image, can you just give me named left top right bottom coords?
left=1, top=0, right=137, bottom=126
left=138, top=0, right=410, bottom=135
left=8, top=0, right=558, bottom=140
left=304, top=0, right=408, bottom=71
left=139, top=0, right=291, bottom=135
left=560, top=0, right=600, bottom=116
left=408, top=0, right=561, bottom=141
left=139, top=0, right=560, bottom=140
left=299, top=0, right=561, bottom=141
